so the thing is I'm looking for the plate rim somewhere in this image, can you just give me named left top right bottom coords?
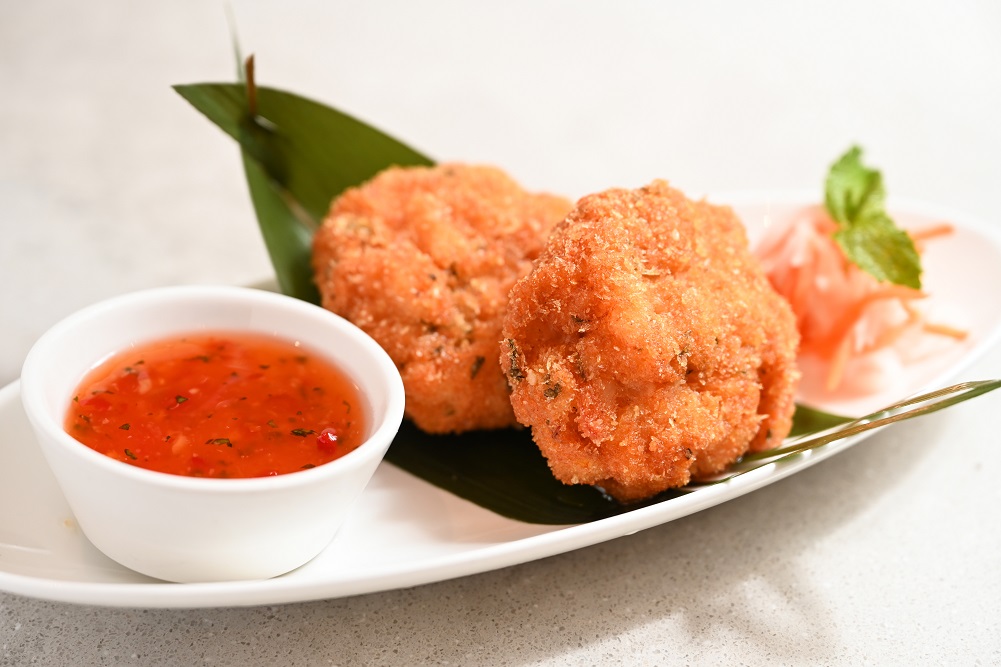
left=2, top=192, right=999, bottom=608
left=0, top=377, right=864, bottom=608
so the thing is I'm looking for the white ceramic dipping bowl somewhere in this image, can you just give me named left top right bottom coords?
left=20, top=285, right=405, bottom=583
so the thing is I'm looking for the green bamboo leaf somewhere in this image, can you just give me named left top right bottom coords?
left=746, top=379, right=1001, bottom=463
left=384, top=422, right=631, bottom=524
left=386, top=382, right=998, bottom=523
left=173, top=81, right=433, bottom=302
left=824, top=145, right=922, bottom=288
left=175, top=79, right=998, bottom=524
left=788, top=403, right=852, bottom=437
left=687, top=379, right=1001, bottom=491
left=383, top=403, right=856, bottom=524
left=241, top=153, right=321, bottom=302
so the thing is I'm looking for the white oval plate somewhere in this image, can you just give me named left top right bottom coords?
left=2, top=194, right=1000, bottom=608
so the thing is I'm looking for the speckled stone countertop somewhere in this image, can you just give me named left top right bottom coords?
left=3, top=2, right=1001, bottom=664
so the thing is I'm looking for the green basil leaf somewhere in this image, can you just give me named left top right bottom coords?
left=824, top=146, right=922, bottom=289
left=825, top=145, right=886, bottom=226
left=833, top=211, right=922, bottom=288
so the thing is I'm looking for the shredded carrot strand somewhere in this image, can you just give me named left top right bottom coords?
left=910, top=223, right=954, bottom=253
left=755, top=208, right=963, bottom=394
left=805, top=283, right=926, bottom=357
left=871, top=310, right=921, bottom=350
left=922, top=322, right=968, bottom=340
left=909, top=223, right=955, bottom=242
left=825, top=334, right=852, bottom=392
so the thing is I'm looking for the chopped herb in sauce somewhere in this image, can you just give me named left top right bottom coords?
left=63, top=331, right=366, bottom=478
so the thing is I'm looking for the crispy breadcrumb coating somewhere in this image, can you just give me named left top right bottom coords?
left=501, top=181, right=800, bottom=502
left=312, top=163, right=572, bottom=433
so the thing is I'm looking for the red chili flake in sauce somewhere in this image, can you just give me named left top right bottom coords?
left=64, top=331, right=367, bottom=478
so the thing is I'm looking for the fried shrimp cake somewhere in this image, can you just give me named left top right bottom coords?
left=312, top=163, right=572, bottom=434
left=501, top=181, right=800, bottom=502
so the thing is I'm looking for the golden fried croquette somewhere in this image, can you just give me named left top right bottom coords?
left=501, top=181, right=800, bottom=502
left=312, top=163, right=573, bottom=434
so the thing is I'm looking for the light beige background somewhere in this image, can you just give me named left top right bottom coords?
left=2, top=1, right=1000, bottom=664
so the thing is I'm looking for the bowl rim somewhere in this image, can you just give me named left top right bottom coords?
left=20, top=284, right=406, bottom=494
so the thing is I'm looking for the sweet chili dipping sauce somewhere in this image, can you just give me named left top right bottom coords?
left=64, top=331, right=367, bottom=478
